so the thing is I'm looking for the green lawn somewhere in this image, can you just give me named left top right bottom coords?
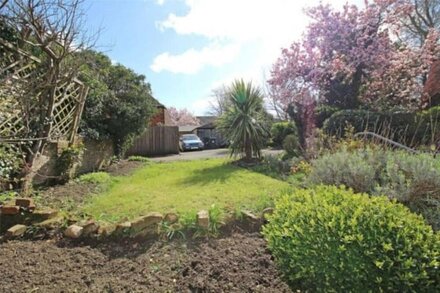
left=83, top=158, right=290, bottom=222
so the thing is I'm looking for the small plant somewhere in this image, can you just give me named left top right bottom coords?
left=128, top=156, right=151, bottom=163
left=158, top=221, right=185, bottom=241
left=263, top=185, right=440, bottom=292
left=56, top=144, right=84, bottom=183
left=77, top=172, right=111, bottom=184
left=290, top=160, right=311, bottom=175
left=208, top=204, right=224, bottom=236
left=282, top=134, right=301, bottom=158
left=179, top=211, right=197, bottom=231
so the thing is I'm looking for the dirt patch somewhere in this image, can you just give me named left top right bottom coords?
left=105, top=160, right=145, bottom=176
left=0, top=233, right=291, bottom=292
left=34, top=160, right=144, bottom=212
left=35, top=181, right=99, bottom=212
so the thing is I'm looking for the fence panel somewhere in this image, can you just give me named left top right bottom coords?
left=126, top=126, right=179, bottom=156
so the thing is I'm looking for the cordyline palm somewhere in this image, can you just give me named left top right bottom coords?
left=218, top=79, right=268, bottom=162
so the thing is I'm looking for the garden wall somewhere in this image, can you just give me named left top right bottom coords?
left=31, top=138, right=114, bottom=186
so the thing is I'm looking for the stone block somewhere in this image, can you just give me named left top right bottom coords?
left=6, top=224, right=27, bottom=237
left=164, top=213, right=179, bottom=224
left=15, top=198, right=34, bottom=208
left=130, top=212, right=163, bottom=232
left=78, top=220, right=100, bottom=236
left=1, top=206, right=20, bottom=215
left=64, top=224, right=83, bottom=239
left=36, top=217, right=65, bottom=229
left=115, top=221, right=132, bottom=235
left=97, top=224, right=116, bottom=237
left=242, top=211, right=259, bottom=222
left=196, top=210, right=209, bottom=229
left=31, top=209, right=58, bottom=222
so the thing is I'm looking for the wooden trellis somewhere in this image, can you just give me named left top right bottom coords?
left=0, top=38, right=88, bottom=144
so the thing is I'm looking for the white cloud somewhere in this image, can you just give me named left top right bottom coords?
left=150, top=43, right=240, bottom=74
left=191, top=96, right=216, bottom=115
left=156, top=0, right=165, bottom=5
left=153, top=0, right=364, bottom=75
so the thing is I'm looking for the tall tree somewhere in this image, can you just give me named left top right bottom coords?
left=78, top=50, right=156, bottom=155
left=269, top=1, right=439, bottom=143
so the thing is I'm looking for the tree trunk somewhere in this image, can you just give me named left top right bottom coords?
left=244, top=133, right=252, bottom=162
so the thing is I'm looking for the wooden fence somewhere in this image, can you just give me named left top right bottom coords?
left=126, top=126, right=179, bottom=157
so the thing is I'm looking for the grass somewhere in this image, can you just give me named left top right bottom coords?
left=82, top=158, right=290, bottom=222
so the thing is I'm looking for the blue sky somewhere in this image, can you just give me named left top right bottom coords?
left=84, top=0, right=362, bottom=115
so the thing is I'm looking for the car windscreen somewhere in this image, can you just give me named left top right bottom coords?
left=182, top=135, right=198, bottom=141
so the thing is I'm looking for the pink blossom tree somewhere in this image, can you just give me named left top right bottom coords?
left=168, top=107, right=200, bottom=126
left=268, top=0, right=440, bottom=148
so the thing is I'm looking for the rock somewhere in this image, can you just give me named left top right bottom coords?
left=6, top=224, right=27, bottom=237
left=35, top=217, right=65, bottom=229
left=32, top=209, right=58, bottom=221
left=196, top=210, right=209, bottom=229
left=64, top=224, right=83, bottom=239
left=242, top=211, right=259, bottom=222
left=164, top=213, right=179, bottom=224
left=78, top=220, right=99, bottom=236
left=262, top=208, right=274, bottom=220
left=0, top=206, right=20, bottom=215
left=15, top=198, right=34, bottom=208
left=115, top=221, right=132, bottom=235
left=130, top=212, right=163, bottom=232
left=97, top=224, right=116, bottom=237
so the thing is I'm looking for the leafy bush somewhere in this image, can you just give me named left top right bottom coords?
left=308, top=149, right=440, bottom=229
left=77, top=172, right=111, bottom=184
left=263, top=185, right=440, bottom=292
left=271, top=121, right=298, bottom=147
left=376, top=152, right=440, bottom=230
left=315, top=104, right=340, bottom=128
left=307, top=148, right=379, bottom=193
left=0, top=145, right=22, bottom=189
left=322, top=107, right=440, bottom=147
left=282, top=134, right=301, bottom=158
left=56, top=144, right=84, bottom=183
left=78, top=50, right=156, bottom=156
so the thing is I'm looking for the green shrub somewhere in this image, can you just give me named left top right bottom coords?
left=308, top=149, right=440, bottom=229
left=56, top=144, right=84, bottom=183
left=376, top=152, right=440, bottom=230
left=282, top=134, right=301, bottom=158
left=271, top=121, right=298, bottom=147
left=322, top=107, right=440, bottom=147
left=307, top=148, right=379, bottom=193
left=0, top=145, right=23, bottom=189
left=315, top=104, right=340, bottom=128
left=77, top=172, right=111, bottom=184
left=263, top=185, right=440, bottom=292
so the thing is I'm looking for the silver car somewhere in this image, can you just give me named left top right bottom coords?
left=179, top=134, right=204, bottom=151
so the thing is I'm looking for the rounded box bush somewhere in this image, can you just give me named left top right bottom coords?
left=263, top=185, right=440, bottom=292
left=271, top=121, right=298, bottom=147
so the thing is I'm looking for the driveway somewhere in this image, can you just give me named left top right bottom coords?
left=150, top=148, right=283, bottom=162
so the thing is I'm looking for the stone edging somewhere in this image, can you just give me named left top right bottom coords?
left=1, top=198, right=275, bottom=242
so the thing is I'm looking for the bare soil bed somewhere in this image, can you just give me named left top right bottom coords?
left=0, top=232, right=291, bottom=292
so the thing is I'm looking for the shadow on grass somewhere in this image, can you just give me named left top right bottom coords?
left=181, top=162, right=242, bottom=186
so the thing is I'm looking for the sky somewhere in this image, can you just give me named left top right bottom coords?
left=84, top=0, right=363, bottom=115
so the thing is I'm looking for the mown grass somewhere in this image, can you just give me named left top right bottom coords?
left=82, top=158, right=290, bottom=222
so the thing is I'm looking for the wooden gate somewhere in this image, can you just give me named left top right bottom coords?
left=126, top=126, right=179, bottom=156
